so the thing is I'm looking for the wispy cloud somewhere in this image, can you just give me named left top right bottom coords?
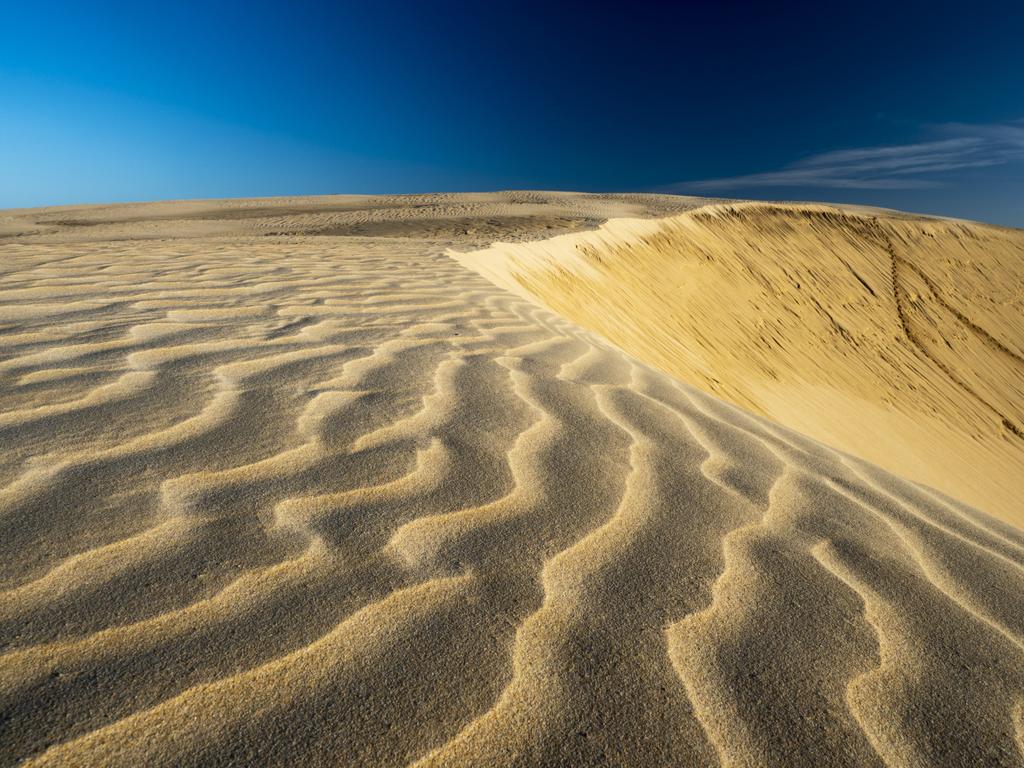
left=669, top=121, right=1024, bottom=192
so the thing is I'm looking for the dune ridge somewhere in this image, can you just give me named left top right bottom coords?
left=455, top=202, right=1024, bottom=525
left=0, top=193, right=1022, bottom=766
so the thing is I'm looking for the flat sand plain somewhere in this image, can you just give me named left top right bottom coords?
left=2, top=192, right=1024, bottom=766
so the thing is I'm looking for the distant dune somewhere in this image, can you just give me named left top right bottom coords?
left=1, top=193, right=1023, bottom=766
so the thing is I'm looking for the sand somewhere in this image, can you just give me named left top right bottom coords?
left=457, top=202, right=1024, bottom=527
left=1, top=192, right=1023, bottom=766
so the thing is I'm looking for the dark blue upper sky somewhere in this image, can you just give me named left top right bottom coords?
left=2, top=1, right=1022, bottom=224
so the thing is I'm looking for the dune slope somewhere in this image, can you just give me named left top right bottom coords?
left=1, top=194, right=1023, bottom=766
left=456, top=202, right=1024, bottom=526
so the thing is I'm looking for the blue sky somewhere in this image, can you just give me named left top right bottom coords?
left=2, top=1, right=1022, bottom=225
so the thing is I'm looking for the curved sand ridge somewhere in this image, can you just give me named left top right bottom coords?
left=0, top=193, right=1023, bottom=766
left=455, top=202, right=1024, bottom=527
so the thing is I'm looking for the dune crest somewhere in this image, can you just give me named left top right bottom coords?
left=455, top=202, right=1024, bottom=525
left=0, top=193, right=1022, bottom=765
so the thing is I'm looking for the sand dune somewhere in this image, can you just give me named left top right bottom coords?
left=1, top=193, right=1023, bottom=766
left=457, top=202, right=1024, bottom=526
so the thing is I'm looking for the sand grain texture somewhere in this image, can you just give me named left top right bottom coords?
left=1, top=193, right=1023, bottom=767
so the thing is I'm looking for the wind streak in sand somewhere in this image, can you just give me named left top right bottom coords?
left=1, top=193, right=1023, bottom=766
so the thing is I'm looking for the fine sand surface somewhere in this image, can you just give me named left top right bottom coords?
left=1, top=192, right=1023, bottom=766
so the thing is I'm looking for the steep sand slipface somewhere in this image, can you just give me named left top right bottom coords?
left=0, top=194, right=1023, bottom=766
left=455, top=202, right=1024, bottom=527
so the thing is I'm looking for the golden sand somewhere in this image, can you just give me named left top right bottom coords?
left=457, top=202, right=1024, bottom=526
left=1, top=193, right=1023, bottom=766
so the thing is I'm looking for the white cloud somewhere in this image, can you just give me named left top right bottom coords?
left=669, top=121, right=1024, bottom=191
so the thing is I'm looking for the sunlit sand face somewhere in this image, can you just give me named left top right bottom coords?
left=458, top=202, right=1024, bottom=527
